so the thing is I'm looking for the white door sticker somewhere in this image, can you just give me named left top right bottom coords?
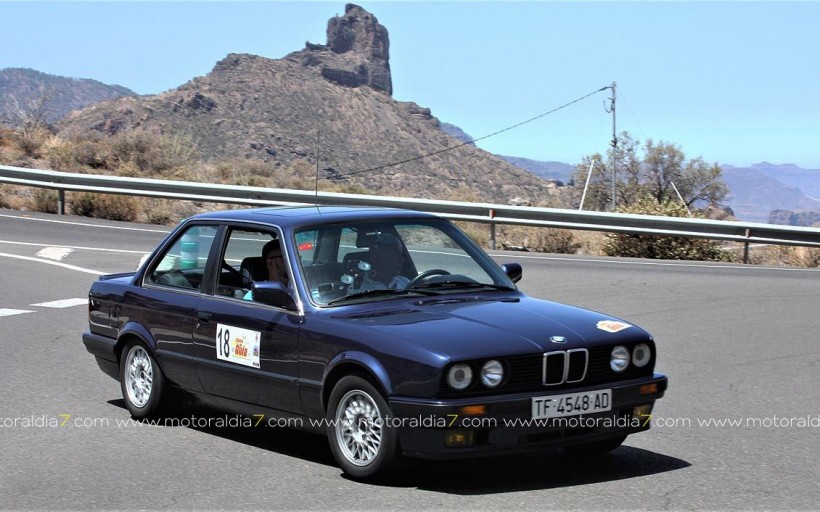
left=215, top=323, right=261, bottom=368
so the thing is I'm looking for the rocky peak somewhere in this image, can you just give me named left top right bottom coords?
left=296, top=4, right=392, bottom=95
left=327, top=4, right=390, bottom=61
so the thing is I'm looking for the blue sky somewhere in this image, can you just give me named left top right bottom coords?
left=2, top=1, right=819, bottom=168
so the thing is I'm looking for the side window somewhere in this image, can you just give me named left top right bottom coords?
left=216, top=228, right=287, bottom=300
left=146, top=225, right=218, bottom=291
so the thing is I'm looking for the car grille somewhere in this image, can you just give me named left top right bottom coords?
left=542, top=349, right=588, bottom=385
left=439, top=342, right=654, bottom=397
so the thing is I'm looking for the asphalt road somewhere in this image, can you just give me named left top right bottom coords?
left=1, top=208, right=818, bottom=510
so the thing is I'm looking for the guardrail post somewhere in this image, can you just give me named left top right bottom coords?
left=743, top=229, right=751, bottom=264
left=489, top=209, right=496, bottom=250
left=57, top=189, right=65, bottom=215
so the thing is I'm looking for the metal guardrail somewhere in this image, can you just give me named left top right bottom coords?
left=2, top=165, right=819, bottom=261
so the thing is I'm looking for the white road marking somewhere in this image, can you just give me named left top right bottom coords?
left=0, top=213, right=169, bottom=233
left=0, top=240, right=150, bottom=254
left=0, top=309, right=35, bottom=317
left=31, top=298, right=88, bottom=308
left=36, top=246, right=74, bottom=261
left=0, top=252, right=104, bottom=275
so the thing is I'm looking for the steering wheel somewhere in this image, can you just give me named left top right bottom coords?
left=407, top=269, right=450, bottom=288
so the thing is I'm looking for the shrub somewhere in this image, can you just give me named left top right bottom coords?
left=42, top=135, right=108, bottom=171
left=97, top=129, right=196, bottom=175
left=142, top=199, right=178, bottom=225
left=501, top=226, right=581, bottom=254
left=0, top=186, right=9, bottom=209
left=30, top=188, right=59, bottom=213
left=69, top=192, right=140, bottom=222
left=13, top=125, right=51, bottom=158
left=603, top=197, right=731, bottom=261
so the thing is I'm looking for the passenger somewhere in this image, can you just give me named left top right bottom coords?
left=353, top=233, right=409, bottom=291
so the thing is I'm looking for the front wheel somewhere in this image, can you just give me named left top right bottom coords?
left=120, top=341, right=167, bottom=419
left=326, top=376, right=399, bottom=479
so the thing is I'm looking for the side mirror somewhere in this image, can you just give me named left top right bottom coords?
left=500, top=263, right=522, bottom=283
left=252, top=281, right=296, bottom=310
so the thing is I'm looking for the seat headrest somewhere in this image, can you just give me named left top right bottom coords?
left=240, top=256, right=267, bottom=282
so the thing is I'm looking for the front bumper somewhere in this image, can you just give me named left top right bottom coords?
left=389, top=373, right=667, bottom=459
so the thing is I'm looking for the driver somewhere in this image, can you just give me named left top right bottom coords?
left=244, top=239, right=289, bottom=300
left=352, top=233, right=409, bottom=291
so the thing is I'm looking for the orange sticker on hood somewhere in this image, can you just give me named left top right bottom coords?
left=596, top=320, right=632, bottom=333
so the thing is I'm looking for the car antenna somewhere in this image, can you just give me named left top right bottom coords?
left=314, top=129, right=321, bottom=215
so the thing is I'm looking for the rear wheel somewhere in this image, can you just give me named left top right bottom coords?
left=120, top=341, right=166, bottom=419
left=326, top=376, right=399, bottom=479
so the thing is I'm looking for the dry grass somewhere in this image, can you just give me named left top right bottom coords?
left=749, top=245, right=820, bottom=267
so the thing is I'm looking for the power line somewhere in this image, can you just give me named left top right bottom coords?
left=335, top=85, right=611, bottom=179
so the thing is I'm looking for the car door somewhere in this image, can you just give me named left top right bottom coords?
left=140, top=222, right=220, bottom=392
left=193, top=226, right=302, bottom=414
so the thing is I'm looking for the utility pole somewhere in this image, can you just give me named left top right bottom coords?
left=605, top=81, right=617, bottom=211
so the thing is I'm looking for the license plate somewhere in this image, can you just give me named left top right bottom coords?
left=532, top=389, right=612, bottom=419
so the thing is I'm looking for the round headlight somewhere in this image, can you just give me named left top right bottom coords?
left=632, top=343, right=652, bottom=367
left=447, top=364, right=473, bottom=390
left=480, top=360, right=504, bottom=388
left=610, top=345, right=630, bottom=372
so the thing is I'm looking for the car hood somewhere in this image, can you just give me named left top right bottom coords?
left=331, top=294, right=651, bottom=362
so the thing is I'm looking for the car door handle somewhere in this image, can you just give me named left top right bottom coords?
left=197, top=311, right=211, bottom=323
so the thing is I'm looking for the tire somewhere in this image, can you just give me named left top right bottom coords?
left=120, top=341, right=167, bottom=419
left=326, top=376, right=399, bottom=479
left=564, top=435, right=627, bottom=456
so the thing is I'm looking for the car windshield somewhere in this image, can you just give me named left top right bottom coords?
left=295, top=219, right=515, bottom=306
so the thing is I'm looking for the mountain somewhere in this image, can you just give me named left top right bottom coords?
left=746, top=162, right=820, bottom=199
left=0, top=68, right=135, bottom=127
left=54, top=4, right=551, bottom=203
left=496, top=156, right=573, bottom=184
left=439, top=122, right=475, bottom=146
left=721, top=164, right=820, bottom=224
left=438, top=123, right=572, bottom=183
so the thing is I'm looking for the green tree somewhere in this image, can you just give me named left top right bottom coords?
left=572, top=132, right=728, bottom=211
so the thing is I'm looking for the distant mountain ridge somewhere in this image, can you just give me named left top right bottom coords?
left=495, top=156, right=573, bottom=183
left=0, top=67, right=135, bottom=127
left=745, top=162, right=820, bottom=198
left=721, top=163, right=820, bottom=224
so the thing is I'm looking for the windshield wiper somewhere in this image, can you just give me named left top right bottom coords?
left=409, top=281, right=516, bottom=292
left=327, top=288, right=436, bottom=305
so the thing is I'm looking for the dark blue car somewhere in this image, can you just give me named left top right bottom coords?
left=82, top=206, right=667, bottom=478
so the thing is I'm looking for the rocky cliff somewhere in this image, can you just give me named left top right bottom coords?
left=55, top=4, right=549, bottom=202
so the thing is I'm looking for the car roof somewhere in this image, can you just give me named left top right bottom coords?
left=190, top=205, right=440, bottom=229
